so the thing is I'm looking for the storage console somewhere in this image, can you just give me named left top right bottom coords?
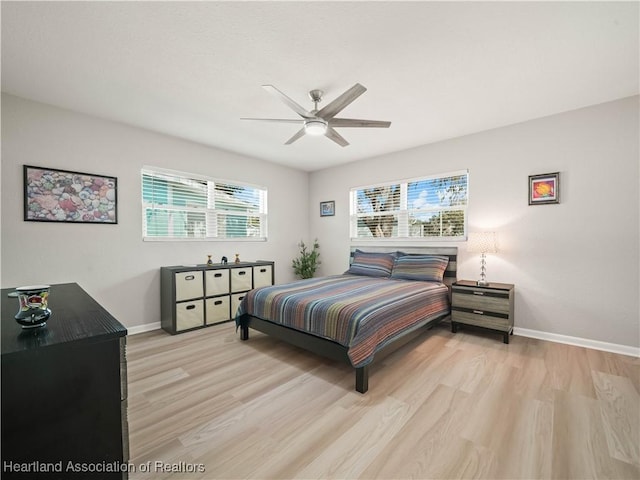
left=161, top=261, right=274, bottom=334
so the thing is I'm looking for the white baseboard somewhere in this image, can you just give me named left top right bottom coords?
left=514, top=327, right=640, bottom=358
left=127, top=321, right=161, bottom=336
left=123, top=322, right=639, bottom=358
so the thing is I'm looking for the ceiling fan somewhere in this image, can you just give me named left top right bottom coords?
left=241, top=83, right=391, bottom=147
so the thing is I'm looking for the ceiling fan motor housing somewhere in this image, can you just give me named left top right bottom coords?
left=308, top=89, right=323, bottom=104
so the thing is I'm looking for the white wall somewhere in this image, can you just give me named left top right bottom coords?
left=3, top=94, right=638, bottom=349
left=309, top=96, right=639, bottom=349
left=1, top=94, right=310, bottom=330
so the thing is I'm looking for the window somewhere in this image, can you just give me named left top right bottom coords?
left=142, top=167, right=267, bottom=240
left=350, top=170, right=468, bottom=240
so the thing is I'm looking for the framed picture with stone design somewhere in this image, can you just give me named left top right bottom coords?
left=23, top=165, right=118, bottom=224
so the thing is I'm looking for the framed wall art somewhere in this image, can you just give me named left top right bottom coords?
left=529, top=172, right=559, bottom=205
left=24, top=165, right=118, bottom=224
left=320, top=200, right=335, bottom=217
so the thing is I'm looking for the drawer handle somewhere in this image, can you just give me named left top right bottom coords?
left=214, top=273, right=222, bottom=278
left=473, top=310, right=484, bottom=315
left=473, top=291, right=484, bottom=296
left=186, top=305, right=196, bottom=310
left=260, top=268, right=267, bottom=273
left=238, top=296, right=245, bottom=301
left=214, top=300, right=223, bottom=306
left=238, top=271, right=246, bottom=276
left=185, top=275, right=195, bottom=281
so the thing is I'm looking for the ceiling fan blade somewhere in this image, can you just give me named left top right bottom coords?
left=329, top=118, right=391, bottom=128
left=316, top=83, right=367, bottom=119
left=262, top=85, right=312, bottom=118
left=284, top=127, right=307, bottom=145
left=325, top=127, right=349, bottom=147
left=241, top=118, right=303, bottom=124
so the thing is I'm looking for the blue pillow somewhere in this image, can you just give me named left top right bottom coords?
left=391, top=255, right=449, bottom=282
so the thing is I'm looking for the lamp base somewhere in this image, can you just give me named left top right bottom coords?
left=476, top=280, right=489, bottom=286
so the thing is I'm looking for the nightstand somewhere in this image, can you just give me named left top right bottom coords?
left=451, top=280, right=515, bottom=344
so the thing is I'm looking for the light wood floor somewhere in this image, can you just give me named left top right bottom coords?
left=126, top=322, right=639, bottom=479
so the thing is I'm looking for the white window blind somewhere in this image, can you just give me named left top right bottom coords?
left=350, top=170, right=468, bottom=240
left=142, top=167, right=267, bottom=241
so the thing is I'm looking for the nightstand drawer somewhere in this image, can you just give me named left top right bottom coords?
left=452, top=309, right=511, bottom=331
left=452, top=290, right=510, bottom=315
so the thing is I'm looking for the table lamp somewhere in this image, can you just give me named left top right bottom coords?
left=467, top=232, right=498, bottom=286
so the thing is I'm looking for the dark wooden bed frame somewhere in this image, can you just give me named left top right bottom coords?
left=239, top=246, right=458, bottom=393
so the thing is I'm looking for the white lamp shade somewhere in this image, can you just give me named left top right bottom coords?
left=468, top=232, right=498, bottom=253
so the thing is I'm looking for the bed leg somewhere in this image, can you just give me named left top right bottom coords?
left=355, top=366, right=369, bottom=394
left=240, top=324, right=249, bottom=341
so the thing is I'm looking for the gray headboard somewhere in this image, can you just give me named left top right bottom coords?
left=349, top=245, right=458, bottom=288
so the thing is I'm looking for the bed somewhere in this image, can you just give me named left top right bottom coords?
left=236, top=246, right=457, bottom=393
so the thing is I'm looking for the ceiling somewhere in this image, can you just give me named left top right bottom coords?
left=2, top=2, right=638, bottom=172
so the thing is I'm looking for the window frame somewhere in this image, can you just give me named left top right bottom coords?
left=141, top=166, right=268, bottom=242
left=349, top=170, right=468, bottom=242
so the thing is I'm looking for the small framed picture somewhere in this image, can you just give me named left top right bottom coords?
left=320, top=200, right=335, bottom=217
left=529, top=172, right=559, bottom=205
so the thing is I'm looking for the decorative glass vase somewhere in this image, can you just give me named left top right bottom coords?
left=14, top=285, right=51, bottom=328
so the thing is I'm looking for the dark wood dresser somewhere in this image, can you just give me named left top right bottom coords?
left=1, top=283, right=129, bottom=479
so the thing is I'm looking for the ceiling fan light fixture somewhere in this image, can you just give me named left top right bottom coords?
left=243, top=84, right=390, bottom=146
left=304, top=118, right=328, bottom=136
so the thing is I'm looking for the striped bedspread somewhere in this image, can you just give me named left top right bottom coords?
left=236, top=274, right=450, bottom=368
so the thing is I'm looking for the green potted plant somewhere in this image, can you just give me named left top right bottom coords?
left=292, top=239, right=321, bottom=279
